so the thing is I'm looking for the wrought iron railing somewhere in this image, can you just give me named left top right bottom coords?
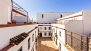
left=65, top=30, right=91, bottom=51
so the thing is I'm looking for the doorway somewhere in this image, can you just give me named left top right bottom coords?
left=40, top=33, right=42, bottom=37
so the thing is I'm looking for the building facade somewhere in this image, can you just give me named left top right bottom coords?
left=0, top=0, right=91, bottom=51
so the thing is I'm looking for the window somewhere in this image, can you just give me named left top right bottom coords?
left=28, top=38, right=30, bottom=50
left=32, top=34, right=34, bottom=42
left=49, top=32, right=51, bottom=36
left=42, top=14, right=44, bottom=18
left=60, top=14, right=62, bottom=18
left=59, top=31, right=61, bottom=37
left=18, top=47, right=22, bottom=51
left=35, top=31, right=36, bottom=42
left=35, top=31, right=36, bottom=38
left=44, top=32, right=46, bottom=36
left=44, top=27, right=46, bottom=30
left=59, top=43, right=61, bottom=51
left=49, top=27, right=51, bottom=30
left=40, top=27, right=42, bottom=29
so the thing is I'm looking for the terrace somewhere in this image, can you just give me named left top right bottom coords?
left=11, top=1, right=29, bottom=24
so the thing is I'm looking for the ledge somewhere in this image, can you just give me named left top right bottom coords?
left=0, top=26, right=38, bottom=51
left=0, top=24, right=35, bottom=28
left=0, top=44, right=14, bottom=51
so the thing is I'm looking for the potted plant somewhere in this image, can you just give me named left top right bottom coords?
left=12, top=19, right=16, bottom=24
left=24, top=22, right=27, bottom=24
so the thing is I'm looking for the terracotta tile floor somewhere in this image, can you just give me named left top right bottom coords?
left=37, top=37, right=58, bottom=51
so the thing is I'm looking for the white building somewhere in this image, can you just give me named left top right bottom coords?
left=38, top=24, right=52, bottom=37
left=0, top=0, right=12, bottom=24
left=0, top=0, right=38, bottom=51
left=0, top=0, right=30, bottom=24
left=52, top=10, right=91, bottom=51
left=37, top=12, right=61, bottom=24
left=0, top=0, right=91, bottom=51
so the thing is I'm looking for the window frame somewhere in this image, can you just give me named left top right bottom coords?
left=44, top=32, right=46, bottom=36
left=59, top=31, right=61, bottom=37
left=32, top=34, right=34, bottom=42
left=44, top=27, right=46, bottom=30
left=49, top=27, right=51, bottom=30
left=28, top=38, right=30, bottom=50
left=42, top=14, right=44, bottom=18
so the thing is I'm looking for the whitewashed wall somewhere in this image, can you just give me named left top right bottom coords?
left=8, top=28, right=38, bottom=51
left=0, top=24, right=38, bottom=50
left=57, top=12, right=82, bottom=20
left=51, top=24, right=69, bottom=51
left=65, top=20, right=84, bottom=34
left=41, top=32, right=51, bottom=37
left=38, top=24, right=51, bottom=37
left=0, top=0, right=12, bottom=24
left=37, top=12, right=60, bottom=23
left=83, top=10, right=91, bottom=35
left=12, top=12, right=27, bottom=23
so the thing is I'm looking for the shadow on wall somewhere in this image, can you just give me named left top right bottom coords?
left=37, top=37, right=58, bottom=51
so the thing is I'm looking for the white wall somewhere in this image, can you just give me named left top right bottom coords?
left=57, top=12, right=82, bottom=20
left=65, top=20, right=84, bottom=34
left=59, top=10, right=91, bottom=36
left=12, top=12, right=27, bottom=23
left=8, top=28, right=38, bottom=51
left=41, top=32, right=51, bottom=37
left=38, top=24, right=51, bottom=37
left=0, top=24, right=38, bottom=50
left=83, top=10, right=91, bottom=35
left=37, top=12, right=60, bottom=23
left=0, top=0, right=12, bottom=24
left=51, top=24, right=69, bottom=51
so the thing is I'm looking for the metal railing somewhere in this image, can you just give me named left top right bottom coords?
left=65, top=30, right=91, bottom=51
left=12, top=1, right=28, bottom=13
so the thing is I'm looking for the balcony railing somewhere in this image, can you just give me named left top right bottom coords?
left=12, top=1, right=28, bottom=14
left=65, top=30, right=91, bottom=51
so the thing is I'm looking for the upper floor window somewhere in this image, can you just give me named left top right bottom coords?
left=49, top=27, right=51, bottom=30
left=18, top=46, right=22, bottom=51
left=44, top=27, right=46, bottom=30
left=42, top=14, right=44, bottom=18
left=59, top=31, right=61, bottom=37
left=28, top=38, right=30, bottom=50
left=32, top=34, right=34, bottom=42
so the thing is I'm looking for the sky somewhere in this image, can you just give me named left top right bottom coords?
left=13, top=0, right=91, bottom=21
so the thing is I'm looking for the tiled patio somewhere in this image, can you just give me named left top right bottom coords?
left=37, top=37, right=58, bottom=51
